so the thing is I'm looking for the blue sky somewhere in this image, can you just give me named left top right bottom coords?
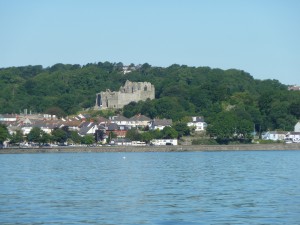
left=1, top=0, right=299, bottom=85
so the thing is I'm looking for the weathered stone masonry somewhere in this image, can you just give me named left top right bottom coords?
left=95, top=80, right=155, bottom=109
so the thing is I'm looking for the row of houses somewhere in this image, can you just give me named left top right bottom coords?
left=109, top=115, right=207, bottom=131
left=109, top=139, right=178, bottom=146
left=262, top=131, right=300, bottom=143
left=0, top=113, right=207, bottom=144
left=261, top=122, right=300, bottom=143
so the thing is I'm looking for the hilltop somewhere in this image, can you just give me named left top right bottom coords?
left=0, top=62, right=299, bottom=135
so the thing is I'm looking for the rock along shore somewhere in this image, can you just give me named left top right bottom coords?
left=1, top=143, right=300, bottom=154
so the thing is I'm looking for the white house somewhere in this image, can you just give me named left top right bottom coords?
left=110, top=138, right=132, bottom=146
left=130, top=115, right=151, bottom=128
left=0, top=114, right=17, bottom=122
left=20, top=123, right=55, bottom=135
left=132, top=141, right=147, bottom=146
left=21, top=125, right=33, bottom=135
left=37, top=124, right=55, bottom=134
left=110, top=115, right=134, bottom=127
left=150, top=139, right=178, bottom=146
left=261, top=131, right=288, bottom=141
left=294, top=121, right=300, bottom=132
left=187, top=116, right=207, bottom=131
left=149, top=119, right=172, bottom=130
left=286, top=132, right=300, bottom=143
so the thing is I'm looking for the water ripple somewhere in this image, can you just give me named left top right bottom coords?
left=1, top=151, right=300, bottom=224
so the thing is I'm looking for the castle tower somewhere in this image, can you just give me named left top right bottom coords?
left=95, top=80, right=155, bottom=110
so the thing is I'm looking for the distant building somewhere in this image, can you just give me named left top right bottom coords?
left=150, top=139, right=178, bottom=146
left=122, top=65, right=136, bottom=74
left=187, top=116, right=207, bottom=131
left=286, top=132, right=300, bottom=143
left=288, top=85, right=300, bottom=91
left=295, top=121, right=300, bottom=132
left=0, top=114, right=17, bottom=122
left=95, top=80, right=155, bottom=109
left=149, top=118, right=172, bottom=130
left=110, top=138, right=132, bottom=146
left=261, top=131, right=288, bottom=141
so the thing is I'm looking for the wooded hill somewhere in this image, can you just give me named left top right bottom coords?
left=1, top=62, right=300, bottom=134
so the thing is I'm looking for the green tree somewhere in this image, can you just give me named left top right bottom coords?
left=9, top=130, right=24, bottom=145
left=82, top=134, right=95, bottom=145
left=123, top=102, right=141, bottom=118
left=154, top=97, right=186, bottom=120
left=27, top=127, right=44, bottom=144
left=107, top=131, right=117, bottom=144
left=44, top=106, right=66, bottom=118
left=236, top=119, right=254, bottom=141
left=125, top=128, right=142, bottom=141
left=162, top=127, right=178, bottom=139
left=51, top=128, right=68, bottom=144
left=174, top=122, right=190, bottom=138
left=0, top=124, right=9, bottom=145
left=206, top=112, right=237, bottom=144
left=290, top=101, right=300, bottom=119
left=148, top=129, right=163, bottom=140
left=207, top=111, right=253, bottom=144
left=40, top=132, right=51, bottom=145
left=69, top=131, right=82, bottom=144
left=140, top=99, right=157, bottom=119
left=141, top=132, right=154, bottom=143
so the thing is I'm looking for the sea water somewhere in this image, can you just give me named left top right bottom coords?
left=1, top=151, right=300, bottom=224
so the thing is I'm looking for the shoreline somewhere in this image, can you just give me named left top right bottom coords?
left=1, top=143, right=300, bottom=154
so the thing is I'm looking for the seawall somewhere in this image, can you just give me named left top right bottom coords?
left=1, top=143, right=300, bottom=154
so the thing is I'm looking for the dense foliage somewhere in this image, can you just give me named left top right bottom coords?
left=0, top=124, right=9, bottom=145
left=7, top=127, right=96, bottom=146
left=1, top=62, right=300, bottom=142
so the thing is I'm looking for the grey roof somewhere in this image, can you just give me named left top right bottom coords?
left=110, top=115, right=130, bottom=121
left=130, top=115, right=151, bottom=121
left=152, top=119, right=172, bottom=126
left=107, top=123, right=119, bottom=131
left=191, top=116, right=205, bottom=122
left=79, top=121, right=89, bottom=128
left=78, top=122, right=97, bottom=128
left=82, top=114, right=91, bottom=118
left=0, top=121, right=18, bottom=126
left=0, top=114, right=17, bottom=118
left=95, top=116, right=110, bottom=123
left=98, top=125, right=106, bottom=130
left=79, top=126, right=92, bottom=136
left=78, top=122, right=98, bottom=135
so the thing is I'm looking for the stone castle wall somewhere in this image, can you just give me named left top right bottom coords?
left=95, top=80, right=155, bottom=109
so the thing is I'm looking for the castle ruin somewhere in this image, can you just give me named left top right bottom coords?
left=95, top=80, right=155, bottom=109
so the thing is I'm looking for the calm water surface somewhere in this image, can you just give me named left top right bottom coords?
left=1, top=150, right=300, bottom=225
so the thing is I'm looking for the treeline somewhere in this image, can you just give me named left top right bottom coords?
left=0, top=124, right=102, bottom=147
left=1, top=62, right=300, bottom=140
